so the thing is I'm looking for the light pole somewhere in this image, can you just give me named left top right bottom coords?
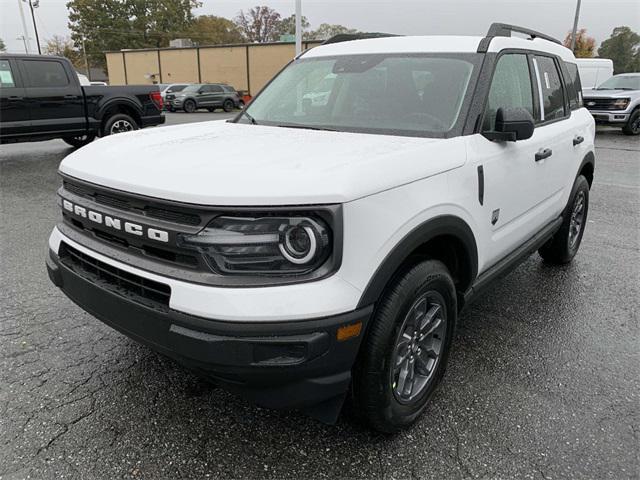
left=26, top=0, right=42, bottom=54
left=17, top=0, right=32, bottom=53
left=295, top=0, right=302, bottom=56
left=570, top=0, right=582, bottom=52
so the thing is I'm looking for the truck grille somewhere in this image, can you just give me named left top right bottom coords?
left=583, top=97, right=623, bottom=111
left=63, top=180, right=201, bottom=226
left=59, top=242, right=171, bottom=310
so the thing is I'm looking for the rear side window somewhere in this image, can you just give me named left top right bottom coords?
left=564, top=62, right=582, bottom=110
left=0, top=60, right=16, bottom=87
left=532, top=56, right=565, bottom=122
left=23, top=60, right=69, bottom=87
left=209, top=85, right=224, bottom=93
left=483, top=54, right=534, bottom=131
left=222, top=85, right=236, bottom=93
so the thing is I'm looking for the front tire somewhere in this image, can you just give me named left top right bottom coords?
left=622, top=109, right=640, bottom=135
left=62, top=133, right=95, bottom=148
left=223, top=99, right=235, bottom=112
left=539, top=175, right=590, bottom=264
left=352, top=260, right=457, bottom=433
left=102, top=113, right=138, bottom=136
left=183, top=99, right=196, bottom=113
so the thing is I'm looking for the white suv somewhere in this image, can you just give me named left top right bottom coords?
left=47, top=24, right=595, bottom=432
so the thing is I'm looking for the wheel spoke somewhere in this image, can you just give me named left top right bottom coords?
left=402, top=359, right=416, bottom=397
left=415, top=348, right=436, bottom=375
left=395, top=358, right=410, bottom=395
left=413, top=297, right=427, bottom=323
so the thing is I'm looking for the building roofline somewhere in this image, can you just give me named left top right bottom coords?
left=104, top=39, right=324, bottom=54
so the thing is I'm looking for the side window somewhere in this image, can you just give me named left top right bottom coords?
left=23, top=60, right=69, bottom=87
left=210, top=85, right=224, bottom=93
left=532, top=56, right=565, bottom=122
left=564, top=62, right=582, bottom=110
left=483, top=54, right=534, bottom=131
left=0, top=60, right=17, bottom=87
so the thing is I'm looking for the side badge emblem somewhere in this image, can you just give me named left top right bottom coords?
left=491, top=209, right=500, bottom=225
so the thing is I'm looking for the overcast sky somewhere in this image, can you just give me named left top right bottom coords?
left=1, top=0, right=639, bottom=53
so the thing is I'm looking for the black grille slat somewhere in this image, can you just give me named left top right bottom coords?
left=62, top=180, right=201, bottom=226
left=60, top=243, right=171, bottom=309
left=583, top=98, right=623, bottom=111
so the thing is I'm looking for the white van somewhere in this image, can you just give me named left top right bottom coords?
left=576, top=58, right=613, bottom=90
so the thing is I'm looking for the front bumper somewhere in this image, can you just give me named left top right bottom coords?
left=588, top=110, right=630, bottom=124
left=46, top=247, right=372, bottom=422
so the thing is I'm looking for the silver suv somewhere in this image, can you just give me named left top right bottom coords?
left=583, top=73, right=640, bottom=135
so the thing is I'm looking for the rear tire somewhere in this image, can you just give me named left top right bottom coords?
left=352, top=260, right=457, bottom=433
left=102, top=113, right=138, bottom=136
left=223, top=99, right=235, bottom=112
left=62, top=134, right=95, bottom=148
left=538, top=175, right=590, bottom=264
left=183, top=99, right=196, bottom=113
left=622, top=109, right=640, bottom=135
left=207, top=107, right=216, bottom=112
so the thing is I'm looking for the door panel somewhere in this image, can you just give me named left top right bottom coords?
left=19, top=58, right=86, bottom=135
left=0, top=58, right=30, bottom=138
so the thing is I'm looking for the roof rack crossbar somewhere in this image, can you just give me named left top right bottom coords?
left=478, top=22, right=562, bottom=52
left=322, top=32, right=402, bottom=46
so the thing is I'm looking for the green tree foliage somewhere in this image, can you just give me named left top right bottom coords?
left=44, top=35, right=85, bottom=71
left=598, top=26, right=640, bottom=74
left=563, top=29, right=596, bottom=58
left=66, top=0, right=201, bottom=67
left=187, top=15, right=245, bottom=45
left=0, top=38, right=6, bottom=52
left=306, top=23, right=358, bottom=41
left=234, top=6, right=282, bottom=43
left=276, top=14, right=310, bottom=38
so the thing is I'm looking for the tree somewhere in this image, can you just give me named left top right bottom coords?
left=66, top=0, right=201, bottom=68
left=306, top=23, right=358, bottom=41
left=598, top=26, right=640, bottom=74
left=0, top=38, right=6, bottom=52
left=563, top=29, right=595, bottom=58
left=234, top=6, right=281, bottom=43
left=275, top=14, right=310, bottom=39
left=44, top=35, right=85, bottom=71
left=187, top=15, right=245, bottom=45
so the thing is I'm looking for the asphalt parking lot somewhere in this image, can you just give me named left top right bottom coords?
left=0, top=113, right=638, bottom=479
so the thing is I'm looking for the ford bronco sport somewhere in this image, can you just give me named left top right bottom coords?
left=47, top=24, right=596, bottom=432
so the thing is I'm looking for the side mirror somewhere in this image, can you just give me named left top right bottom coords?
left=197, top=88, right=205, bottom=94
left=485, top=107, right=535, bottom=142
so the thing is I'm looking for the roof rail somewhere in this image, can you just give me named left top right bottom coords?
left=322, top=32, right=401, bottom=45
left=478, top=22, right=562, bottom=52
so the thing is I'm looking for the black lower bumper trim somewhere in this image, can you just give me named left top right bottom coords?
left=47, top=248, right=372, bottom=421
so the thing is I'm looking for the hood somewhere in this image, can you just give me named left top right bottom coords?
left=583, top=89, right=638, bottom=98
left=59, top=121, right=465, bottom=206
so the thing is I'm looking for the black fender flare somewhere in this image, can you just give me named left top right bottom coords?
left=97, top=97, right=143, bottom=122
left=578, top=150, right=595, bottom=183
left=356, top=215, right=478, bottom=309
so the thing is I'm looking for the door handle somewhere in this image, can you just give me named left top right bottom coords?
left=573, top=135, right=584, bottom=146
left=535, top=148, right=553, bottom=162
left=64, top=94, right=78, bottom=99
left=8, top=96, right=24, bottom=101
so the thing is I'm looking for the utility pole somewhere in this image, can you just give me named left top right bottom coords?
left=17, top=35, right=29, bottom=53
left=295, top=0, right=302, bottom=56
left=570, top=0, right=582, bottom=52
left=17, top=0, right=32, bottom=53
left=27, top=0, right=42, bottom=54
left=82, top=38, right=91, bottom=80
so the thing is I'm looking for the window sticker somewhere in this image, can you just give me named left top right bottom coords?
left=544, top=71, right=550, bottom=89
left=0, top=70, right=14, bottom=85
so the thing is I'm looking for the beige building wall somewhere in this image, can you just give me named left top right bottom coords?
left=199, top=46, right=248, bottom=91
left=248, top=43, right=296, bottom=95
left=105, top=52, right=126, bottom=85
left=123, top=50, right=159, bottom=84
left=159, top=49, right=199, bottom=83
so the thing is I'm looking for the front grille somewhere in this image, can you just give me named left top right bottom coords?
left=59, top=242, right=171, bottom=310
left=63, top=180, right=201, bottom=226
left=583, top=97, right=624, bottom=111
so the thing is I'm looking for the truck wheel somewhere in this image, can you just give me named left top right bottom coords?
left=352, top=260, right=457, bottom=433
left=539, top=175, right=590, bottom=264
left=103, top=113, right=138, bottom=136
left=62, top=134, right=96, bottom=148
left=183, top=100, right=196, bottom=113
left=622, top=109, right=640, bottom=135
left=207, top=107, right=216, bottom=112
left=223, top=99, right=235, bottom=112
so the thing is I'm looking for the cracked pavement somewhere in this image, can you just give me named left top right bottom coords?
left=1, top=114, right=638, bottom=479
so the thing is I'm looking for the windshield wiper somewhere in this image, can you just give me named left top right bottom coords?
left=240, top=111, right=258, bottom=125
left=276, top=123, right=338, bottom=132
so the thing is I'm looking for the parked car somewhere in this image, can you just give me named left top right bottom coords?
left=583, top=73, right=640, bottom=135
left=47, top=24, right=595, bottom=432
left=159, top=83, right=189, bottom=104
left=165, top=83, right=242, bottom=112
left=575, top=58, right=613, bottom=90
left=0, top=54, right=165, bottom=147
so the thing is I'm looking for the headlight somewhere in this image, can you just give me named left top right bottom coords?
left=178, top=215, right=332, bottom=275
left=612, top=98, right=630, bottom=110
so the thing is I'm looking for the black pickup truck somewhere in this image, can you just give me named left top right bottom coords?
left=0, top=54, right=165, bottom=147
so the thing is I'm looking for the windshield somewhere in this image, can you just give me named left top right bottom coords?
left=596, top=75, right=640, bottom=90
left=167, top=84, right=187, bottom=93
left=238, top=54, right=479, bottom=137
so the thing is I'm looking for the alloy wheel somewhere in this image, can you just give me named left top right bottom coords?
left=391, top=292, right=447, bottom=404
left=569, top=190, right=586, bottom=249
left=110, top=120, right=134, bottom=135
